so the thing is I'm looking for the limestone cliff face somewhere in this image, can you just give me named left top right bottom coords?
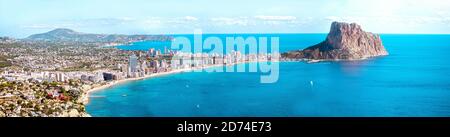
left=283, top=22, right=388, bottom=60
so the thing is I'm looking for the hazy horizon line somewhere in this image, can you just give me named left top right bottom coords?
left=5, top=31, right=450, bottom=39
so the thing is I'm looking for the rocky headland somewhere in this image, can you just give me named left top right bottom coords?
left=282, top=21, right=388, bottom=60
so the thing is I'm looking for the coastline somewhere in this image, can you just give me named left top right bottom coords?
left=83, top=67, right=193, bottom=104
left=82, top=61, right=256, bottom=104
left=82, top=56, right=376, bottom=105
left=82, top=57, right=382, bottom=116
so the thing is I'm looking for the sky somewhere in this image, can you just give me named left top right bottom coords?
left=1, top=0, right=450, bottom=38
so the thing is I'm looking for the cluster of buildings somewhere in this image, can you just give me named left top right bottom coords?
left=101, top=48, right=173, bottom=80
left=1, top=70, right=105, bottom=83
left=1, top=41, right=279, bottom=85
left=2, top=70, right=66, bottom=82
left=100, top=47, right=279, bottom=81
left=0, top=40, right=282, bottom=117
left=0, top=37, right=16, bottom=44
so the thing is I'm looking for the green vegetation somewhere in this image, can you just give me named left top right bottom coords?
left=0, top=82, right=13, bottom=89
left=0, top=55, right=11, bottom=68
left=49, top=81, right=59, bottom=87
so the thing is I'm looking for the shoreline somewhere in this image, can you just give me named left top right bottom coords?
left=83, top=61, right=259, bottom=104
left=83, top=67, right=195, bottom=104
left=82, top=57, right=374, bottom=105
left=81, top=58, right=375, bottom=116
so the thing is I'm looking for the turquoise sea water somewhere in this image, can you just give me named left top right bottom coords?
left=87, top=34, right=450, bottom=117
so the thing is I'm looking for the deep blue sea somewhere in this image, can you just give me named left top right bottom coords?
left=87, top=34, right=450, bottom=117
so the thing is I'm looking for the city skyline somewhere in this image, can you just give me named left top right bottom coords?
left=1, top=0, right=450, bottom=38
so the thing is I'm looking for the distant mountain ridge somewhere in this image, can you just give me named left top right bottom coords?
left=26, top=28, right=173, bottom=43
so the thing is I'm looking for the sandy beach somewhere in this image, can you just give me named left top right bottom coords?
left=82, top=62, right=249, bottom=104
left=82, top=59, right=280, bottom=104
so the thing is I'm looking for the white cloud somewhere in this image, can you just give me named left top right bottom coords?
left=254, top=15, right=297, bottom=21
left=22, top=23, right=81, bottom=30
left=252, top=15, right=301, bottom=26
left=325, top=15, right=450, bottom=25
left=184, top=16, right=198, bottom=21
left=210, top=17, right=250, bottom=26
left=119, top=17, right=136, bottom=21
left=262, top=21, right=282, bottom=26
left=140, top=17, right=164, bottom=29
left=22, top=16, right=201, bottom=31
left=209, top=16, right=306, bottom=27
left=167, top=16, right=200, bottom=25
left=22, top=24, right=54, bottom=29
left=324, top=15, right=450, bottom=33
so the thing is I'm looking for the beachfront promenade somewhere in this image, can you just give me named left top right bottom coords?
left=84, top=49, right=281, bottom=103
